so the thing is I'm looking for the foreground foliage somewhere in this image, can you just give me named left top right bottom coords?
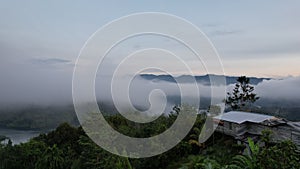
left=0, top=112, right=299, bottom=169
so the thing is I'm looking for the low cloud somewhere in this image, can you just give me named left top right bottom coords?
left=255, top=76, right=300, bottom=100
left=1, top=72, right=299, bottom=114
left=30, top=58, right=72, bottom=65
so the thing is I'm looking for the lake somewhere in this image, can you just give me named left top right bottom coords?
left=0, top=128, right=43, bottom=145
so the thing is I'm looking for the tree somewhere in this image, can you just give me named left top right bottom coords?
left=230, top=138, right=260, bottom=169
left=261, top=129, right=272, bottom=147
left=18, top=140, right=47, bottom=169
left=226, top=76, right=259, bottom=111
left=258, top=140, right=300, bottom=169
left=35, top=144, right=65, bottom=169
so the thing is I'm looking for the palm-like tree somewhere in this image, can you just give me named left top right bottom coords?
left=35, top=144, right=64, bottom=169
left=230, top=138, right=260, bottom=169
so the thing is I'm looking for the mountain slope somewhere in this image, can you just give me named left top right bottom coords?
left=139, top=74, right=270, bottom=85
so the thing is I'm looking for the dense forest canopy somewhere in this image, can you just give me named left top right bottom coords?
left=0, top=111, right=299, bottom=169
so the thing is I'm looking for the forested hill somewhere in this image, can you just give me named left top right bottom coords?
left=140, top=74, right=270, bottom=85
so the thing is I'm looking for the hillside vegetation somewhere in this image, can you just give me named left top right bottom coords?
left=0, top=111, right=299, bottom=169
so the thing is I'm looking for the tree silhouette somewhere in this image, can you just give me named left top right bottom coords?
left=226, top=76, right=259, bottom=111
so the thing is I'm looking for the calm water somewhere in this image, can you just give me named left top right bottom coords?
left=0, top=128, right=42, bottom=145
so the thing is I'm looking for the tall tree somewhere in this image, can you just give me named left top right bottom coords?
left=226, top=76, right=259, bottom=111
left=35, top=144, right=64, bottom=169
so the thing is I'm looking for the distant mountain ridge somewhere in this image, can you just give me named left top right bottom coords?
left=139, top=74, right=271, bottom=85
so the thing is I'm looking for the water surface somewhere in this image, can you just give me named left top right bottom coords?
left=0, top=128, right=42, bottom=145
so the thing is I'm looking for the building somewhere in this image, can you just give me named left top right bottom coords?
left=213, top=111, right=300, bottom=146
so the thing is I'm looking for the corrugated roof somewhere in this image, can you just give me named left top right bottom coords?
left=214, top=111, right=275, bottom=124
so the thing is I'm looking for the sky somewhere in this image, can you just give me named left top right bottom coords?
left=0, top=1, right=300, bottom=106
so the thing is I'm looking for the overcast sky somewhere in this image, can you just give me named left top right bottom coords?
left=1, top=1, right=300, bottom=106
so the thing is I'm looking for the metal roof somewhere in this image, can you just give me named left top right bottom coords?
left=214, top=111, right=276, bottom=124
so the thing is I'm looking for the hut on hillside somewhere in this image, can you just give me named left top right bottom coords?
left=213, top=111, right=300, bottom=146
